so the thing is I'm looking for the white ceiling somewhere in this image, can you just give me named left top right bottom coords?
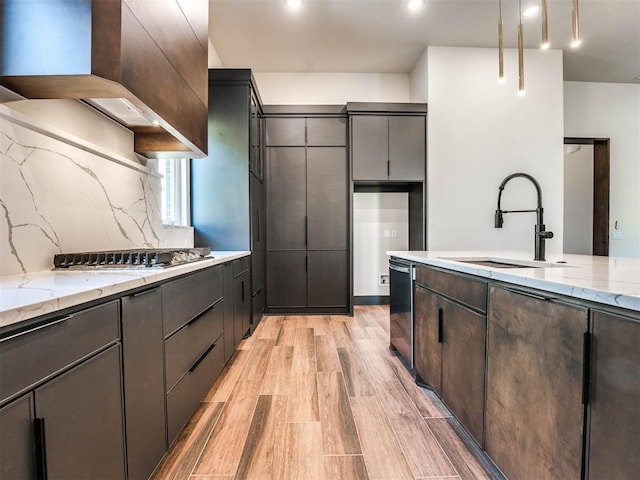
left=209, top=0, right=640, bottom=84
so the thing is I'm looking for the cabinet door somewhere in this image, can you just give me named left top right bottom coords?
left=250, top=93, right=262, bottom=180
left=234, top=271, right=251, bottom=344
left=307, top=117, right=347, bottom=146
left=413, top=285, right=442, bottom=395
left=486, top=286, right=587, bottom=480
left=222, top=263, right=236, bottom=360
left=0, top=394, right=34, bottom=479
left=307, top=251, right=348, bottom=307
left=122, top=289, right=166, bottom=480
left=307, top=147, right=347, bottom=250
left=250, top=173, right=265, bottom=293
left=266, top=251, right=307, bottom=308
left=588, top=311, right=640, bottom=479
left=266, top=147, right=306, bottom=250
left=264, top=117, right=306, bottom=146
left=441, top=298, right=486, bottom=445
left=351, top=115, right=388, bottom=181
left=35, top=345, right=126, bottom=480
left=389, top=116, right=425, bottom=181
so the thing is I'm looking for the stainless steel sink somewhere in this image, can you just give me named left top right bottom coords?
left=439, top=257, right=570, bottom=269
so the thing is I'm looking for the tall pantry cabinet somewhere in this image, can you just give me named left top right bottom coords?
left=264, top=108, right=349, bottom=314
left=191, top=69, right=265, bottom=333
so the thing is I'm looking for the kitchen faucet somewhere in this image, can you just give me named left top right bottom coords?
left=494, top=173, right=554, bottom=261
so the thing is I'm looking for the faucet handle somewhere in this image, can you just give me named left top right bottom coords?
left=538, top=230, right=554, bottom=239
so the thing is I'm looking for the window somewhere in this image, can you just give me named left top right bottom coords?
left=158, top=158, right=189, bottom=226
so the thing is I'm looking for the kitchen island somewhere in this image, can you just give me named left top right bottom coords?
left=388, top=250, right=639, bottom=480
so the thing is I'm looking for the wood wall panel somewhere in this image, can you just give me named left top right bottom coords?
left=123, top=0, right=207, bottom=104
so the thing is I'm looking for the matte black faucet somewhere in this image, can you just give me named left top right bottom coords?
left=494, top=173, right=554, bottom=261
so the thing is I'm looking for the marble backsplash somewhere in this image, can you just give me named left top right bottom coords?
left=0, top=104, right=167, bottom=276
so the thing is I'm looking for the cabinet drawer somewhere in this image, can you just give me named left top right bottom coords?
left=233, top=256, right=250, bottom=277
left=164, top=300, right=224, bottom=392
left=162, top=266, right=223, bottom=337
left=415, top=265, right=487, bottom=312
left=166, top=334, right=225, bottom=443
left=0, top=300, right=119, bottom=404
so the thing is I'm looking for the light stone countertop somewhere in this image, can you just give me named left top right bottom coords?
left=0, top=251, right=250, bottom=329
left=387, top=251, right=640, bottom=314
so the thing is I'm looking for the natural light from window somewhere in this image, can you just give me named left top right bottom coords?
left=159, top=158, right=189, bottom=226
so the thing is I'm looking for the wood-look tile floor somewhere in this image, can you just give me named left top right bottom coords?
left=152, top=306, right=499, bottom=480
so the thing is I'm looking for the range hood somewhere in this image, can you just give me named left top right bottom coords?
left=1, top=0, right=208, bottom=159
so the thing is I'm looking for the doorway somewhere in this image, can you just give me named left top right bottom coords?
left=563, top=138, right=610, bottom=256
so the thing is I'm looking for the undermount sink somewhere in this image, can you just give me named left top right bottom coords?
left=439, top=257, right=571, bottom=269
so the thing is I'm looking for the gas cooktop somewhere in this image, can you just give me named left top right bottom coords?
left=53, top=248, right=211, bottom=270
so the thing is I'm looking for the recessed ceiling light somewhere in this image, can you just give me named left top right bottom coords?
left=286, top=0, right=302, bottom=9
left=523, top=5, right=540, bottom=17
left=407, top=0, right=424, bottom=11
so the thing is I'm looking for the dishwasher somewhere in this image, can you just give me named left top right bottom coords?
left=389, top=257, right=414, bottom=369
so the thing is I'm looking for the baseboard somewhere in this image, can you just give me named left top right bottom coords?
left=353, top=295, right=390, bottom=305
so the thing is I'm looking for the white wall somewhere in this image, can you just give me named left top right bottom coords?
left=564, top=145, right=594, bottom=255
left=253, top=72, right=411, bottom=105
left=354, top=193, right=408, bottom=297
left=410, top=47, right=428, bottom=103
left=424, top=46, right=565, bottom=257
left=564, top=82, right=640, bottom=258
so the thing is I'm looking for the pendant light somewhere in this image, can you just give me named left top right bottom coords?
left=498, top=0, right=504, bottom=82
left=571, top=0, right=581, bottom=47
left=518, top=0, right=525, bottom=95
left=541, top=0, right=550, bottom=49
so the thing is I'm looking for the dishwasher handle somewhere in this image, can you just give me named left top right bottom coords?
left=389, top=264, right=412, bottom=274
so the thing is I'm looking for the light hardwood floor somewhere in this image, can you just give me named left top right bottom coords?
left=152, top=306, right=500, bottom=480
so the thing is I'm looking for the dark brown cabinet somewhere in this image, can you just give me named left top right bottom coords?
left=414, top=285, right=442, bottom=395
left=265, top=112, right=348, bottom=313
left=485, top=285, right=588, bottom=480
left=163, top=265, right=226, bottom=445
left=0, top=300, right=124, bottom=479
left=351, top=113, right=425, bottom=181
left=192, top=69, right=265, bottom=332
left=122, top=288, right=166, bottom=480
left=35, top=345, right=126, bottom=479
left=587, top=310, right=640, bottom=479
left=233, top=258, right=251, bottom=346
left=414, top=265, right=486, bottom=445
left=0, top=394, right=34, bottom=479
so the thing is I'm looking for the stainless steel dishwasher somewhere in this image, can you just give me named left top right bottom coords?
left=389, top=257, right=414, bottom=369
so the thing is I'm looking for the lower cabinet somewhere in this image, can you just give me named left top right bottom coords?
left=587, top=310, right=640, bottom=479
left=0, top=300, right=124, bottom=480
left=122, top=288, right=166, bottom=480
left=0, top=260, right=249, bottom=480
left=0, top=393, right=34, bottom=479
left=34, top=344, right=126, bottom=480
left=414, top=283, right=485, bottom=444
left=267, top=250, right=348, bottom=310
left=485, top=285, right=587, bottom=480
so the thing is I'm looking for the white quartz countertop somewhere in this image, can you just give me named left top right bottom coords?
left=387, top=251, right=640, bottom=313
left=0, top=251, right=250, bottom=329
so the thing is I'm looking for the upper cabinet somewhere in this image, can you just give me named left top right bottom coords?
left=0, top=0, right=208, bottom=159
left=348, top=103, right=427, bottom=182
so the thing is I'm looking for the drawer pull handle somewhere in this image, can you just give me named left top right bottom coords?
left=189, top=343, right=216, bottom=373
left=186, top=303, right=216, bottom=328
left=131, top=288, right=156, bottom=298
left=505, top=287, right=551, bottom=301
left=34, top=418, right=48, bottom=480
left=242, top=280, right=245, bottom=302
left=437, top=308, right=444, bottom=344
